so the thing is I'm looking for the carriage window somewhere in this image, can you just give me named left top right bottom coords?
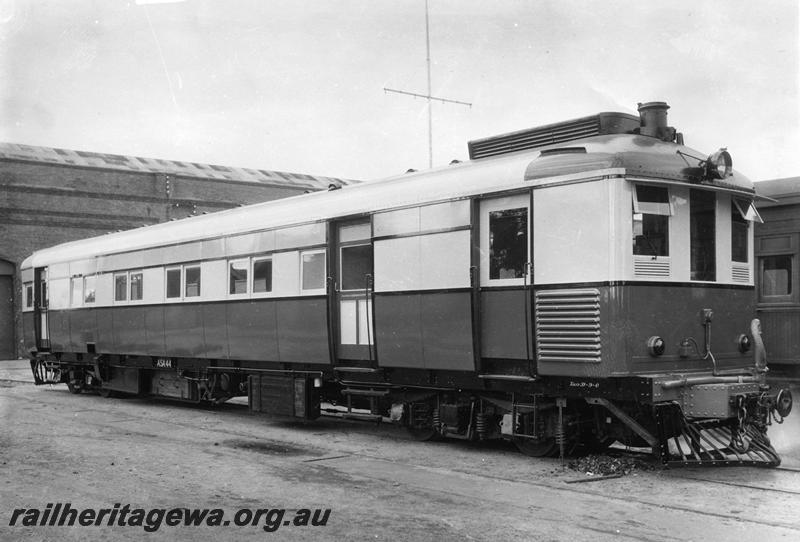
left=690, top=189, right=716, bottom=281
left=185, top=265, right=201, bottom=297
left=70, top=278, right=82, bottom=306
left=24, top=283, right=33, bottom=309
left=489, top=208, right=528, bottom=279
left=761, top=255, right=792, bottom=297
left=301, top=251, right=326, bottom=291
left=229, top=260, right=249, bottom=295
left=731, top=205, right=749, bottom=263
left=114, top=273, right=128, bottom=302
left=166, top=268, right=181, bottom=299
left=632, top=185, right=670, bottom=257
left=130, top=271, right=143, bottom=301
left=341, top=244, right=373, bottom=291
left=83, top=276, right=96, bottom=304
left=253, top=258, right=273, bottom=293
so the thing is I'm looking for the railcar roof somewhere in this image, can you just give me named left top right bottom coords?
left=22, top=134, right=756, bottom=269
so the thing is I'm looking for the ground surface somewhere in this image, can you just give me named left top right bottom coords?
left=1, top=360, right=799, bottom=541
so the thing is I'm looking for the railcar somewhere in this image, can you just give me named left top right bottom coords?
left=22, top=101, right=793, bottom=466
left=754, top=178, right=800, bottom=376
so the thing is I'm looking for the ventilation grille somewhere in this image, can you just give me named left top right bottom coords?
left=535, top=289, right=601, bottom=363
left=467, top=112, right=640, bottom=160
left=732, top=264, right=750, bottom=283
left=634, top=257, right=671, bottom=278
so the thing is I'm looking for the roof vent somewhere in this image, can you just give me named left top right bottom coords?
left=467, top=112, right=639, bottom=160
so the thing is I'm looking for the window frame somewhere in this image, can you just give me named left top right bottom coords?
left=83, top=275, right=97, bottom=305
left=252, top=256, right=274, bottom=296
left=480, top=194, right=531, bottom=287
left=300, top=249, right=327, bottom=294
left=24, top=283, right=34, bottom=310
left=632, top=184, right=672, bottom=259
left=129, top=270, right=144, bottom=302
left=184, top=264, right=202, bottom=298
left=114, top=272, right=128, bottom=303
left=228, top=258, right=250, bottom=297
left=758, top=254, right=794, bottom=302
left=165, top=266, right=182, bottom=300
left=340, top=242, right=373, bottom=292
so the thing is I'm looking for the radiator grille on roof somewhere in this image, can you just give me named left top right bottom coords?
left=535, top=289, right=602, bottom=363
left=467, top=112, right=640, bottom=160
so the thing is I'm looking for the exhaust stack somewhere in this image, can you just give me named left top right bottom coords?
left=638, top=101, right=678, bottom=143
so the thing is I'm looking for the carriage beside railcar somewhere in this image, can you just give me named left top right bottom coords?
left=21, top=102, right=792, bottom=466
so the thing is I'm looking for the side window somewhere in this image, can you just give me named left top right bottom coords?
left=70, top=277, right=82, bottom=307
left=114, top=273, right=128, bottom=302
left=24, top=283, right=33, bottom=309
left=341, top=244, right=373, bottom=291
left=690, top=189, right=716, bottom=281
left=229, top=260, right=249, bottom=295
left=83, top=275, right=96, bottom=304
left=760, top=255, right=793, bottom=298
left=130, top=271, right=143, bottom=301
left=301, top=250, right=326, bottom=292
left=185, top=265, right=201, bottom=297
left=253, top=258, right=273, bottom=293
left=166, top=268, right=181, bottom=299
left=632, top=184, right=670, bottom=257
left=489, top=208, right=528, bottom=280
left=731, top=198, right=762, bottom=264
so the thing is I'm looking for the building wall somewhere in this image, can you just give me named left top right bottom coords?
left=0, top=155, right=343, bottom=358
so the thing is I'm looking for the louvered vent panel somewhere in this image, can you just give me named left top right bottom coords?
left=634, top=257, right=671, bottom=278
left=467, top=112, right=640, bottom=160
left=469, top=118, right=600, bottom=160
left=732, top=264, right=750, bottom=283
left=535, top=289, right=601, bottom=363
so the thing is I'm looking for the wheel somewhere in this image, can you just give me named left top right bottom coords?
left=66, top=381, right=83, bottom=394
left=513, top=436, right=559, bottom=457
left=98, top=387, right=115, bottom=398
left=406, top=426, right=440, bottom=441
left=583, top=436, right=616, bottom=454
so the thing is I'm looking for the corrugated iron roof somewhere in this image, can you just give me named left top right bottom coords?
left=0, top=142, right=354, bottom=190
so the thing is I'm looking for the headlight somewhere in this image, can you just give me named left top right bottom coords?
left=705, top=148, right=732, bottom=179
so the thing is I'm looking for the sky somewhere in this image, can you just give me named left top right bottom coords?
left=1, top=0, right=798, bottom=183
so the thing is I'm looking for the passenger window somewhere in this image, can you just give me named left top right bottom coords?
left=166, top=268, right=181, bottom=299
left=71, top=278, right=82, bottom=306
left=489, top=208, right=528, bottom=279
left=761, top=255, right=792, bottom=297
left=253, top=258, right=273, bottom=293
left=632, top=185, right=670, bottom=257
left=301, top=251, right=326, bottom=291
left=130, top=272, right=143, bottom=301
left=229, top=260, right=249, bottom=295
left=83, top=276, right=96, bottom=304
left=185, top=265, right=201, bottom=297
left=690, top=190, right=716, bottom=281
left=114, top=273, right=128, bottom=302
left=24, top=284, right=33, bottom=309
left=341, top=244, right=372, bottom=291
left=731, top=198, right=762, bottom=264
left=731, top=206, right=749, bottom=263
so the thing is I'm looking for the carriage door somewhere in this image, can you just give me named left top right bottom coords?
left=478, top=194, right=535, bottom=377
left=33, top=267, right=50, bottom=350
left=333, top=220, right=375, bottom=365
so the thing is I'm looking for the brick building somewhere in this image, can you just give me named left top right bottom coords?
left=0, top=142, right=351, bottom=359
